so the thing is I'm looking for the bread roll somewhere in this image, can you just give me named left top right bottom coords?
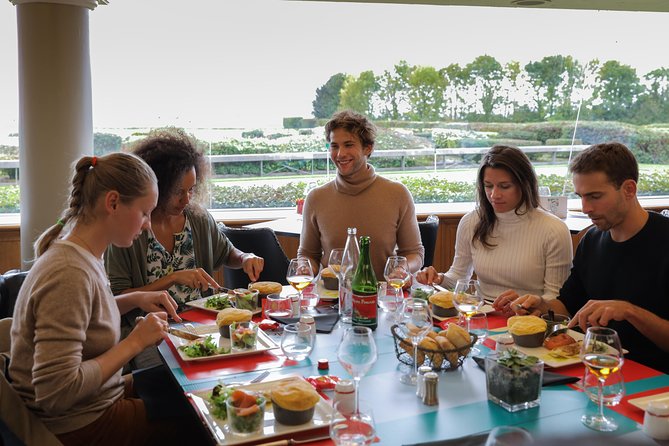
left=435, top=336, right=459, bottom=366
left=216, top=308, right=252, bottom=327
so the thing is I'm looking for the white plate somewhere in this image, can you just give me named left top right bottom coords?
left=489, top=329, right=586, bottom=368
left=168, top=326, right=277, bottom=362
left=188, top=376, right=334, bottom=445
left=316, top=281, right=338, bottom=301
left=185, top=295, right=262, bottom=316
left=432, top=304, right=495, bottom=322
left=628, top=392, right=669, bottom=411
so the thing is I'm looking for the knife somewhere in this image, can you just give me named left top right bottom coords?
left=168, top=327, right=203, bottom=341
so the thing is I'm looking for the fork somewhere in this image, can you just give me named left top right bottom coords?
left=254, top=435, right=331, bottom=446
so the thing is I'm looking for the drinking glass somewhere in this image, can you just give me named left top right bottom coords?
left=485, top=426, right=533, bottom=446
left=280, top=323, right=315, bottom=361
left=396, top=298, right=432, bottom=385
left=265, top=293, right=292, bottom=318
left=382, top=256, right=410, bottom=312
left=453, top=279, right=483, bottom=333
left=336, top=326, right=378, bottom=413
left=580, top=326, right=624, bottom=432
left=286, top=258, right=314, bottom=312
left=468, top=312, right=488, bottom=356
left=330, top=400, right=376, bottom=446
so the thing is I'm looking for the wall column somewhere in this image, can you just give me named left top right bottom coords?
left=12, top=0, right=97, bottom=269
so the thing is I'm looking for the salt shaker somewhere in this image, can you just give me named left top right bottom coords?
left=422, top=372, right=439, bottom=406
left=299, top=314, right=316, bottom=335
left=643, top=401, right=669, bottom=440
left=333, top=379, right=355, bottom=414
left=416, top=365, right=433, bottom=399
left=496, top=334, right=514, bottom=352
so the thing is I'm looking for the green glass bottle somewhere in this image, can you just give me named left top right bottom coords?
left=351, top=236, right=378, bottom=331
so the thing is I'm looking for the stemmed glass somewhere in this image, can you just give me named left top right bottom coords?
left=286, top=257, right=314, bottom=313
left=453, top=279, right=483, bottom=333
left=580, top=326, right=624, bottom=432
left=328, top=248, right=344, bottom=279
left=396, top=298, right=432, bottom=385
left=336, top=326, right=378, bottom=414
left=467, top=312, right=488, bottom=356
left=330, top=400, right=376, bottom=446
left=382, top=256, right=411, bottom=312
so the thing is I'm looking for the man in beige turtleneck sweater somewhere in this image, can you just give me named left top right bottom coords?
left=298, top=110, right=424, bottom=279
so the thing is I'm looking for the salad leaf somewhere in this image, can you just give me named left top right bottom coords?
left=210, top=384, right=234, bottom=419
left=205, top=295, right=233, bottom=310
left=178, top=335, right=230, bottom=357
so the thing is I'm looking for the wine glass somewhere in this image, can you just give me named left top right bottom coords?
left=336, top=326, right=378, bottom=413
left=580, top=326, right=624, bottom=432
left=583, top=368, right=625, bottom=407
left=396, top=298, right=432, bottom=385
left=330, top=400, right=376, bottom=446
left=453, top=279, right=483, bottom=333
left=328, top=248, right=344, bottom=279
left=286, top=257, right=314, bottom=314
left=382, top=256, right=410, bottom=312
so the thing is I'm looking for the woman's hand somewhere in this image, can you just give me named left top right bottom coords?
left=510, top=294, right=544, bottom=316
left=242, top=254, right=264, bottom=282
left=416, top=266, right=441, bottom=285
left=493, top=289, right=520, bottom=316
left=130, top=312, right=169, bottom=348
left=172, top=268, right=220, bottom=291
left=136, top=291, right=181, bottom=322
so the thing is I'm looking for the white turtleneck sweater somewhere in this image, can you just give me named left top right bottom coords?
left=441, top=207, right=573, bottom=301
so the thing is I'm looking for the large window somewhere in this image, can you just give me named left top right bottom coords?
left=1, top=1, right=668, bottom=214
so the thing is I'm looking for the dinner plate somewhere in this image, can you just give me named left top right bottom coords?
left=432, top=304, right=495, bottom=322
left=185, top=295, right=262, bottom=316
left=167, top=326, right=277, bottom=362
left=628, top=392, right=669, bottom=411
left=489, top=329, right=586, bottom=368
left=316, top=281, right=339, bottom=301
left=188, top=376, right=333, bottom=445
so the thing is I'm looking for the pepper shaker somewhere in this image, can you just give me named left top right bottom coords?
left=422, top=372, right=439, bottom=406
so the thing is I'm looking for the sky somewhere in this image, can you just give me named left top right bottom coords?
left=1, top=0, right=668, bottom=133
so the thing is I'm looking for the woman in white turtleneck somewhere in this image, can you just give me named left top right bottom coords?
left=416, top=145, right=573, bottom=313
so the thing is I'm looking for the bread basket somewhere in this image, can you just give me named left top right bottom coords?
left=391, top=324, right=477, bottom=372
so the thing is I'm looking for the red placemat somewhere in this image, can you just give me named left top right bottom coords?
left=612, top=386, right=669, bottom=424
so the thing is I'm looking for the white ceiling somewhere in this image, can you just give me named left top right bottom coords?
left=294, top=0, right=669, bottom=13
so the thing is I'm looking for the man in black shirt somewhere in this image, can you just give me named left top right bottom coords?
left=510, top=142, right=669, bottom=373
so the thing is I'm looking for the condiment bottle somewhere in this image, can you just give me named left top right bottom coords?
left=416, top=365, right=433, bottom=399
left=351, top=236, right=378, bottom=331
left=333, top=379, right=355, bottom=414
left=643, top=401, right=669, bottom=440
left=422, top=372, right=439, bottom=406
left=300, top=314, right=316, bottom=335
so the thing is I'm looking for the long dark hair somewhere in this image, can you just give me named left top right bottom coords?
left=473, top=145, right=539, bottom=248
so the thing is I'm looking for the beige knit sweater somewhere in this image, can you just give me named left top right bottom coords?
left=298, top=164, right=424, bottom=279
left=10, top=241, right=124, bottom=435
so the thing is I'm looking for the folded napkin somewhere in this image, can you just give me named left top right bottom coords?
left=270, top=313, right=340, bottom=333
left=472, top=356, right=580, bottom=387
left=403, top=432, right=488, bottom=446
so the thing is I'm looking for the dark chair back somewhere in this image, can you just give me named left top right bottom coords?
left=418, top=217, right=439, bottom=268
left=0, top=271, right=28, bottom=319
left=219, top=226, right=290, bottom=289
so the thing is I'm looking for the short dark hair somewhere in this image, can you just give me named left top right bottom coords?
left=474, top=145, right=540, bottom=248
left=324, top=110, right=377, bottom=148
left=569, top=142, right=638, bottom=187
left=130, top=127, right=209, bottom=211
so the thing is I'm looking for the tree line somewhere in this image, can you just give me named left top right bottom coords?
left=312, top=55, right=669, bottom=124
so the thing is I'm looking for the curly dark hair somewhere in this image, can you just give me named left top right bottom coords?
left=473, top=145, right=540, bottom=248
left=324, top=110, right=377, bottom=149
left=130, top=127, right=209, bottom=212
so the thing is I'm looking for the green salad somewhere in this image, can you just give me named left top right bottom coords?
left=204, top=294, right=233, bottom=310
left=178, top=335, right=230, bottom=358
left=210, top=384, right=234, bottom=419
left=233, top=290, right=257, bottom=311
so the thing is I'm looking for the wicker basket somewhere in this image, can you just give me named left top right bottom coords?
left=391, top=324, right=477, bottom=372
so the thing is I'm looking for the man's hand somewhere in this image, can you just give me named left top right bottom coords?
left=568, top=299, right=634, bottom=332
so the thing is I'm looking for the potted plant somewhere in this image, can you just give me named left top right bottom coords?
left=485, top=349, right=544, bottom=412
